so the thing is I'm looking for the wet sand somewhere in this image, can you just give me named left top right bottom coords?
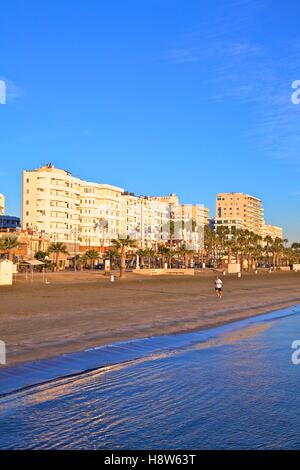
left=194, top=322, right=274, bottom=350
left=1, top=270, right=300, bottom=367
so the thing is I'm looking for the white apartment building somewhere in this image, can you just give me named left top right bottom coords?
left=121, top=193, right=171, bottom=248
left=22, top=164, right=209, bottom=252
left=22, top=164, right=123, bottom=252
left=23, top=165, right=81, bottom=248
left=79, top=181, right=123, bottom=249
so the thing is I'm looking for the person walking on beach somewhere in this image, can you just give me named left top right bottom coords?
left=215, top=276, right=223, bottom=299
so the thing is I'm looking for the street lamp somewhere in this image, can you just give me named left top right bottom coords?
left=95, top=219, right=109, bottom=253
left=70, top=227, right=79, bottom=272
left=43, top=255, right=49, bottom=283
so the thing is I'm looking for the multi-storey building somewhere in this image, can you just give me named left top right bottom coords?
left=0, top=194, right=5, bottom=215
left=79, top=181, right=123, bottom=251
left=0, top=215, right=21, bottom=231
left=23, top=164, right=124, bottom=253
left=263, top=224, right=283, bottom=241
left=171, top=204, right=208, bottom=250
left=121, top=193, right=172, bottom=248
left=23, top=164, right=81, bottom=250
left=22, top=164, right=209, bottom=253
left=150, top=193, right=180, bottom=207
left=150, top=194, right=209, bottom=249
left=215, top=192, right=264, bottom=236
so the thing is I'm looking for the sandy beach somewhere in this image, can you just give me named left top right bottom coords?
left=1, top=270, right=300, bottom=368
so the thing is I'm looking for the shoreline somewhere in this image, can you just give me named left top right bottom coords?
left=1, top=271, right=300, bottom=369
left=1, top=303, right=299, bottom=397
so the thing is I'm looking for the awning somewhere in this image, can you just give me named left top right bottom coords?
left=20, top=259, right=45, bottom=266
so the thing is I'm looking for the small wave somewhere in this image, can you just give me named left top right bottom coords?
left=0, top=304, right=299, bottom=397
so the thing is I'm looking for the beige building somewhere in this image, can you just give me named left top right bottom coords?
left=151, top=193, right=180, bottom=207
left=0, top=194, right=5, bottom=215
left=23, top=164, right=209, bottom=253
left=149, top=194, right=209, bottom=249
left=171, top=204, right=208, bottom=250
left=23, top=164, right=81, bottom=250
left=263, top=224, right=283, bottom=241
left=79, top=182, right=123, bottom=250
left=215, top=192, right=264, bottom=236
left=22, top=164, right=124, bottom=252
left=192, top=204, right=209, bottom=227
left=121, top=193, right=174, bottom=248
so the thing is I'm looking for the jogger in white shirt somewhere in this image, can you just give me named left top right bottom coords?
left=215, top=276, right=223, bottom=299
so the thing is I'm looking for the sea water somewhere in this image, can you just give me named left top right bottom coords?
left=0, top=307, right=300, bottom=449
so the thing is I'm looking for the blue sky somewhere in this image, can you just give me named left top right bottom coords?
left=0, top=0, right=300, bottom=241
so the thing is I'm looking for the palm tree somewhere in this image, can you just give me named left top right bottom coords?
left=34, top=250, right=52, bottom=269
left=111, top=236, right=137, bottom=277
left=157, top=244, right=171, bottom=268
left=147, top=248, right=156, bottom=267
left=291, top=243, right=300, bottom=264
left=215, top=226, right=230, bottom=266
left=235, top=229, right=247, bottom=271
left=246, top=232, right=262, bottom=271
left=48, top=242, right=69, bottom=271
left=203, top=225, right=216, bottom=265
left=34, top=250, right=49, bottom=262
left=0, top=236, right=19, bottom=260
left=169, top=216, right=175, bottom=248
left=176, top=244, right=194, bottom=268
left=264, top=235, right=274, bottom=266
left=106, top=246, right=120, bottom=270
left=77, top=253, right=88, bottom=271
left=137, top=248, right=155, bottom=268
left=137, top=248, right=147, bottom=268
left=225, top=237, right=236, bottom=265
left=268, top=237, right=284, bottom=269
left=85, top=249, right=100, bottom=270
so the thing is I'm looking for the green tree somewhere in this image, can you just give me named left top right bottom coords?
left=48, top=242, right=69, bottom=270
left=215, top=226, right=230, bottom=265
left=176, top=244, right=194, bottom=268
left=0, top=236, right=19, bottom=260
left=106, top=247, right=120, bottom=270
left=268, top=237, right=284, bottom=269
left=34, top=251, right=52, bottom=269
left=111, top=236, right=137, bottom=277
left=291, top=243, right=300, bottom=264
left=203, top=225, right=216, bottom=265
left=137, top=248, right=155, bottom=268
left=157, top=244, right=171, bottom=268
left=85, top=249, right=100, bottom=270
left=35, top=250, right=49, bottom=261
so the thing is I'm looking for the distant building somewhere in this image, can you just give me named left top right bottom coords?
left=263, top=224, right=283, bottom=241
left=215, top=192, right=264, bottom=236
left=0, top=229, right=50, bottom=261
left=0, top=215, right=21, bottom=231
left=171, top=203, right=209, bottom=250
left=208, top=218, right=215, bottom=231
left=0, top=194, right=5, bottom=215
